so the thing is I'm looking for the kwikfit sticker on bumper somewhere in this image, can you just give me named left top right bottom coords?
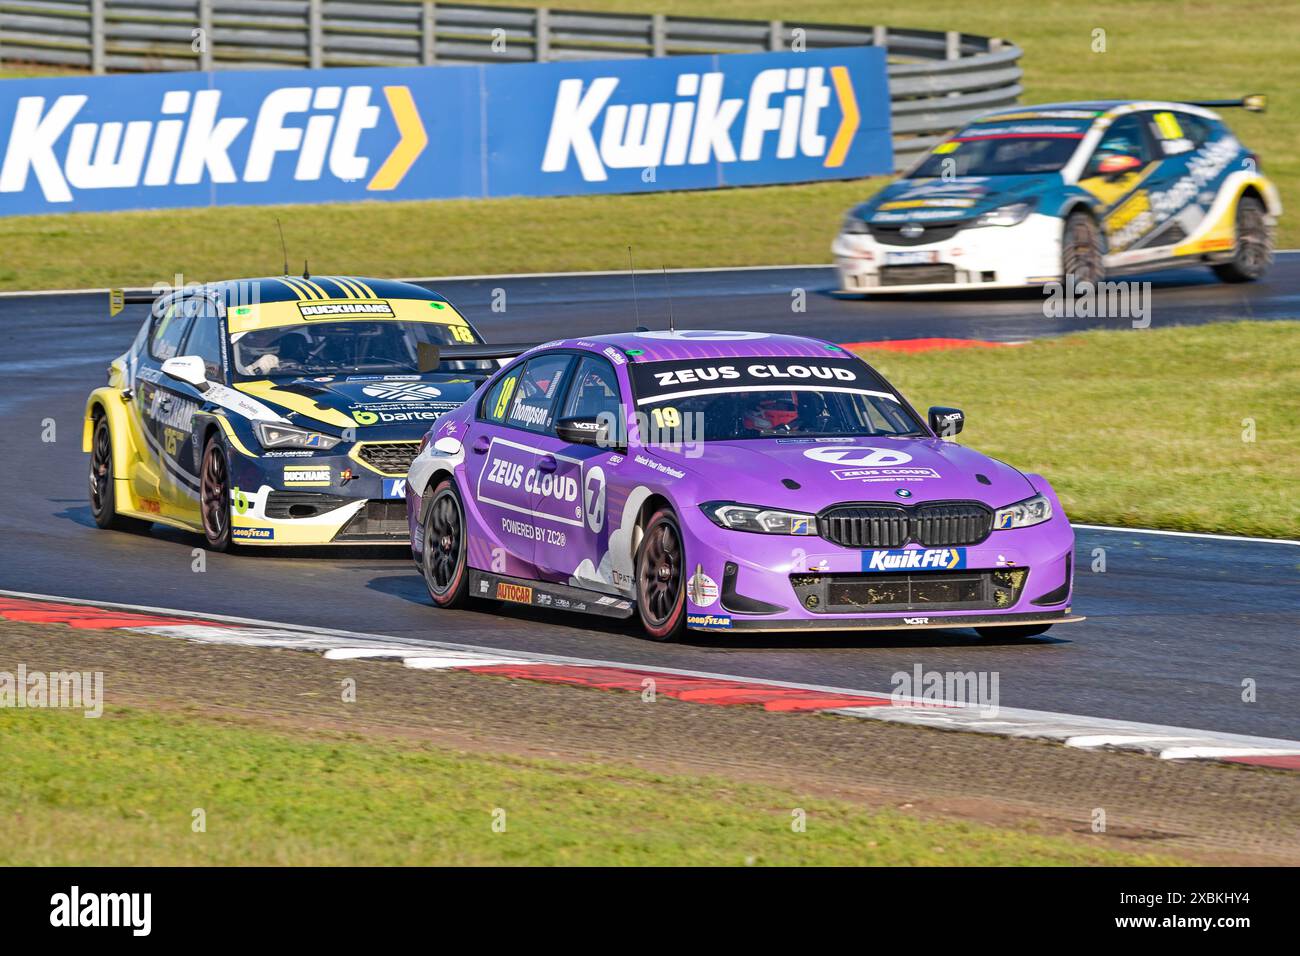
left=862, top=548, right=966, bottom=572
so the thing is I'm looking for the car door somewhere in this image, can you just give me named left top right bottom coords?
left=131, top=294, right=194, bottom=513
left=1137, top=109, right=1220, bottom=253
left=146, top=295, right=210, bottom=511
left=534, top=353, right=625, bottom=587
left=465, top=352, right=576, bottom=579
left=1078, top=112, right=1161, bottom=254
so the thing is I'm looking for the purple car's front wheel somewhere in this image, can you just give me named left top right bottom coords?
left=635, top=508, right=686, bottom=641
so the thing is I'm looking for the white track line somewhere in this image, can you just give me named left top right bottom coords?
left=1076, top=524, right=1300, bottom=546
left=3, top=588, right=1296, bottom=763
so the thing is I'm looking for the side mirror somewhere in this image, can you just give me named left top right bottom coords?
left=928, top=406, right=964, bottom=438
left=1097, top=153, right=1142, bottom=178
left=161, top=355, right=210, bottom=392
left=556, top=415, right=610, bottom=447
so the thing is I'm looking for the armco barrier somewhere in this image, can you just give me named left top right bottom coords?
left=0, top=1, right=1022, bottom=170
left=0, top=47, right=892, bottom=214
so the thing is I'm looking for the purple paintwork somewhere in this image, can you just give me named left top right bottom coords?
left=407, top=331, right=1076, bottom=634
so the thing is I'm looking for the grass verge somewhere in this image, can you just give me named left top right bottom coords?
left=0, top=706, right=1181, bottom=865
left=1, top=0, right=1296, bottom=289
left=853, top=321, right=1300, bottom=538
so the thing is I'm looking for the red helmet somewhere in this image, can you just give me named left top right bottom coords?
left=744, top=395, right=798, bottom=433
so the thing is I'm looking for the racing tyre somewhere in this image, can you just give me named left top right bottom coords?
left=975, top=623, right=1053, bottom=640
left=200, top=436, right=236, bottom=552
left=1061, top=210, right=1104, bottom=286
left=635, top=508, right=687, bottom=641
left=1213, top=196, right=1273, bottom=282
left=89, top=414, right=149, bottom=532
left=421, top=479, right=470, bottom=608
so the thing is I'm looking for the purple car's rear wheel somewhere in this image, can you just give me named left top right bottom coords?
left=635, top=508, right=686, bottom=641
left=422, top=479, right=469, bottom=609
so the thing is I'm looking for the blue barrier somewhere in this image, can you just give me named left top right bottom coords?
left=0, top=48, right=890, bottom=216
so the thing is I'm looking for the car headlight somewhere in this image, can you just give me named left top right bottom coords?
left=841, top=216, right=871, bottom=235
left=993, top=493, right=1053, bottom=530
left=253, top=421, right=340, bottom=450
left=974, top=199, right=1037, bottom=227
left=701, top=501, right=817, bottom=535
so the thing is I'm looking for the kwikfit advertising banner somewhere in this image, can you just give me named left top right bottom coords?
left=0, top=47, right=890, bottom=216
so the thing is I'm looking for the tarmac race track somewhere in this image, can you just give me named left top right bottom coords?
left=0, top=256, right=1296, bottom=739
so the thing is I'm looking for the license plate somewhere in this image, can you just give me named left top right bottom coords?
left=885, top=251, right=939, bottom=266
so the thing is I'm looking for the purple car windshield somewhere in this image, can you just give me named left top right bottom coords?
left=628, top=356, right=924, bottom=442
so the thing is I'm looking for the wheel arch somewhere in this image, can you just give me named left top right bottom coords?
left=83, top=387, right=136, bottom=475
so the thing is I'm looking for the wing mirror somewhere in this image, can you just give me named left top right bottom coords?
left=556, top=415, right=612, bottom=447
left=928, top=406, right=964, bottom=438
left=1097, top=154, right=1142, bottom=178
left=161, top=355, right=210, bottom=392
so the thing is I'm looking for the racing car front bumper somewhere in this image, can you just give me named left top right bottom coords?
left=224, top=440, right=418, bottom=545
left=676, top=500, right=1079, bottom=634
left=832, top=213, right=1064, bottom=294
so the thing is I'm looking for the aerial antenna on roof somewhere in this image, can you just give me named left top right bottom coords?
left=661, top=265, right=675, bottom=333
left=303, top=259, right=311, bottom=280
left=627, top=245, right=642, bottom=329
left=274, top=217, right=289, bottom=276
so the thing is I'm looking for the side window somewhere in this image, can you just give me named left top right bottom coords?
left=504, top=353, right=574, bottom=434
left=480, top=364, right=523, bottom=424
left=560, top=356, right=622, bottom=423
left=149, top=300, right=192, bottom=362
left=1175, top=112, right=1216, bottom=148
left=183, top=301, right=225, bottom=382
left=1084, top=114, right=1152, bottom=176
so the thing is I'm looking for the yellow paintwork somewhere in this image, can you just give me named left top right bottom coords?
left=234, top=379, right=357, bottom=429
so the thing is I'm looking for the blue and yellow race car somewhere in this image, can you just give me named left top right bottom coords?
left=833, top=97, right=1281, bottom=293
left=84, top=274, right=513, bottom=549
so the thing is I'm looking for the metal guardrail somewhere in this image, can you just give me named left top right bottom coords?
left=0, top=1, right=1021, bottom=170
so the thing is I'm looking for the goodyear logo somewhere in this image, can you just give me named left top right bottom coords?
left=542, top=65, right=860, bottom=183
left=0, top=84, right=426, bottom=205
left=232, top=526, right=275, bottom=540
left=862, top=548, right=966, bottom=572
left=686, top=613, right=732, bottom=630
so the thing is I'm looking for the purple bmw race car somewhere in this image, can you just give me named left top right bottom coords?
left=404, top=330, right=1082, bottom=641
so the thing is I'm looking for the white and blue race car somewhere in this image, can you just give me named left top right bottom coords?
left=833, top=97, right=1280, bottom=293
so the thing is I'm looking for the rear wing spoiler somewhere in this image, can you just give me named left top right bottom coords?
left=417, top=341, right=538, bottom=371
left=1186, top=94, right=1266, bottom=113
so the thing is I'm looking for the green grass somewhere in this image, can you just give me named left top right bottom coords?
left=0, top=706, right=1176, bottom=865
left=854, top=321, right=1300, bottom=538
left=1, top=0, right=1297, bottom=289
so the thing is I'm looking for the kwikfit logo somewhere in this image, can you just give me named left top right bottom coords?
left=542, top=65, right=859, bottom=182
left=863, top=548, right=967, bottom=572
left=0, top=85, right=426, bottom=203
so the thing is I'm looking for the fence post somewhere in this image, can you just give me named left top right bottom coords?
left=873, top=25, right=887, bottom=49
left=308, top=0, right=323, bottom=68
left=535, top=7, right=550, bottom=61
left=651, top=13, right=666, bottom=57
left=90, top=0, right=106, bottom=74
left=198, top=0, right=213, bottom=71
left=769, top=19, right=782, bottom=51
left=422, top=2, right=437, bottom=64
left=945, top=30, right=961, bottom=59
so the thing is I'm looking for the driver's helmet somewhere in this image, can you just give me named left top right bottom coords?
left=1097, top=131, right=1141, bottom=158
left=743, top=394, right=798, bottom=434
